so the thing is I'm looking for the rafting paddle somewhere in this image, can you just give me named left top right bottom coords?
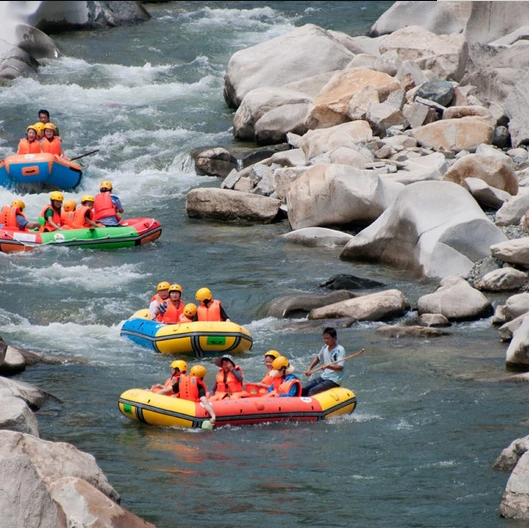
left=309, top=348, right=365, bottom=375
left=70, top=149, right=100, bottom=161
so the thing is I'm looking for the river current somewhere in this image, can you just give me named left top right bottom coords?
left=1, top=2, right=527, bottom=527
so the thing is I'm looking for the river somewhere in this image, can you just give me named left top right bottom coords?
left=0, top=2, right=527, bottom=527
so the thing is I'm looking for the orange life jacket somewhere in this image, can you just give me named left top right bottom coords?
left=17, top=138, right=41, bottom=154
left=72, top=204, right=94, bottom=229
left=209, top=366, right=248, bottom=400
left=40, top=136, right=62, bottom=155
left=260, top=372, right=274, bottom=386
left=267, top=375, right=302, bottom=397
left=197, top=299, right=222, bottom=321
left=39, top=204, right=61, bottom=232
left=0, top=205, right=24, bottom=229
left=94, top=191, right=117, bottom=221
left=178, top=374, right=207, bottom=402
left=160, top=299, right=185, bottom=324
left=179, top=313, right=193, bottom=323
left=61, top=210, right=76, bottom=227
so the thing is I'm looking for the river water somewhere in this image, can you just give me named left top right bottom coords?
left=1, top=2, right=527, bottom=527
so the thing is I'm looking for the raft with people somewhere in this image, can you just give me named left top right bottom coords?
left=0, top=217, right=162, bottom=253
left=117, top=385, right=357, bottom=429
left=120, top=308, right=253, bottom=357
left=0, top=153, right=83, bottom=191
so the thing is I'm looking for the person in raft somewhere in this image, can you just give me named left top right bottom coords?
left=151, top=360, right=187, bottom=396
left=246, top=349, right=281, bottom=396
left=71, top=195, right=101, bottom=230
left=93, top=180, right=124, bottom=227
left=149, top=281, right=170, bottom=321
left=39, top=191, right=66, bottom=232
left=179, top=303, right=197, bottom=323
left=266, top=355, right=302, bottom=397
left=60, top=200, right=77, bottom=227
left=158, top=283, right=185, bottom=324
left=172, top=365, right=216, bottom=425
left=40, top=123, right=64, bottom=157
left=194, top=287, right=230, bottom=322
left=209, top=354, right=247, bottom=401
left=32, top=108, right=60, bottom=139
left=17, top=125, right=41, bottom=154
left=0, top=200, right=40, bottom=231
left=301, top=327, right=346, bottom=397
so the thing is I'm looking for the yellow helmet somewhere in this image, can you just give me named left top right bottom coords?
left=184, top=303, right=197, bottom=317
left=81, top=195, right=95, bottom=203
left=43, top=123, right=56, bottom=130
left=26, top=125, right=38, bottom=134
left=195, top=287, right=212, bottom=302
left=170, top=360, right=187, bottom=372
left=169, top=283, right=183, bottom=293
left=50, top=191, right=64, bottom=202
left=11, top=199, right=25, bottom=210
left=63, top=200, right=76, bottom=212
left=272, top=356, right=290, bottom=370
left=157, top=281, right=170, bottom=291
left=99, top=180, right=113, bottom=191
left=190, top=365, right=207, bottom=379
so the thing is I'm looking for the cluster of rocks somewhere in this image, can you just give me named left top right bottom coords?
left=0, top=338, right=155, bottom=527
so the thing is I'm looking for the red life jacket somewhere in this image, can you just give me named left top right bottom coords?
left=178, top=374, right=207, bottom=402
left=151, top=373, right=181, bottom=394
left=41, top=136, right=62, bottom=155
left=0, top=205, right=24, bottom=229
left=18, top=138, right=41, bottom=154
left=93, top=192, right=117, bottom=221
left=161, top=299, right=184, bottom=324
left=39, top=204, right=61, bottom=232
left=197, top=299, right=222, bottom=321
left=260, top=371, right=274, bottom=386
left=72, top=204, right=94, bottom=228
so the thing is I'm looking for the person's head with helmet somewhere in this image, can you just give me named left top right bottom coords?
left=63, top=200, right=77, bottom=213
left=169, top=283, right=183, bottom=303
left=99, top=180, right=113, bottom=193
left=170, top=359, right=187, bottom=375
left=183, top=303, right=197, bottom=318
left=11, top=199, right=26, bottom=212
left=264, top=350, right=280, bottom=371
left=81, top=195, right=95, bottom=207
left=195, top=287, right=212, bottom=305
left=25, top=125, right=39, bottom=142
left=270, top=355, right=295, bottom=378
left=49, top=191, right=64, bottom=210
left=42, top=122, right=57, bottom=140
left=190, top=364, right=207, bottom=380
left=157, top=281, right=170, bottom=300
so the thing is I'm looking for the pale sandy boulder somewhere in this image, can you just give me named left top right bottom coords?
left=378, top=25, right=469, bottom=82
left=308, top=289, right=410, bottom=321
left=476, top=268, right=528, bottom=292
left=413, top=116, right=494, bottom=152
left=442, top=147, right=518, bottom=195
left=443, top=105, right=491, bottom=120
left=340, top=180, right=508, bottom=280
left=495, top=190, right=529, bottom=227
left=224, top=24, right=357, bottom=108
left=491, top=238, right=529, bottom=268
left=0, top=395, right=39, bottom=436
left=267, top=291, right=356, bottom=319
left=506, top=315, right=529, bottom=370
left=186, top=187, right=281, bottom=224
left=381, top=152, right=447, bottom=185
left=286, top=164, right=404, bottom=230
left=280, top=227, right=354, bottom=248
left=305, top=68, right=401, bottom=129
left=417, top=276, right=493, bottom=320
left=300, top=120, right=373, bottom=161
left=462, top=178, right=511, bottom=210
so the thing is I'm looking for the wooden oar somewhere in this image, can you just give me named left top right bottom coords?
left=70, top=149, right=100, bottom=161
left=308, top=348, right=365, bottom=375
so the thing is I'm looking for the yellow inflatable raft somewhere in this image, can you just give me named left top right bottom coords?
left=120, top=309, right=253, bottom=357
left=118, top=386, right=357, bottom=429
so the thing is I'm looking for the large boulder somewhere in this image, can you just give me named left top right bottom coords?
left=340, top=180, right=508, bottom=280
